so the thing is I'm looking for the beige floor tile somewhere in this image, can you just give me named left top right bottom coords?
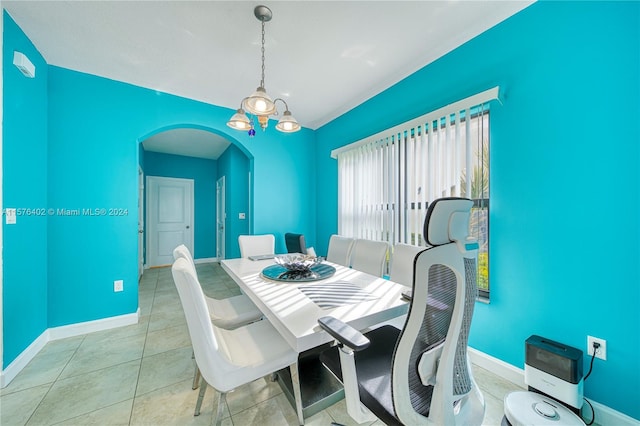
left=136, top=346, right=194, bottom=396
left=225, top=376, right=284, bottom=415
left=474, top=364, right=524, bottom=401
left=152, top=289, right=180, bottom=305
left=139, top=280, right=157, bottom=292
left=55, top=399, right=133, bottom=426
left=59, top=333, right=145, bottom=379
left=0, top=348, right=75, bottom=396
left=324, top=398, right=377, bottom=426
left=482, top=390, right=507, bottom=426
left=138, top=294, right=154, bottom=316
left=300, top=408, right=337, bottom=426
left=0, top=384, right=50, bottom=426
left=38, top=335, right=85, bottom=356
left=150, top=299, right=183, bottom=315
left=155, top=279, right=176, bottom=292
left=230, top=393, right=300, bottom=426
left=142, top=324, right=191, bottom=357
left=27, top=360, right=139, bottom=425
left=147, top=309, right=187, bottom=333
left=130, top=379, right=230, bottom=426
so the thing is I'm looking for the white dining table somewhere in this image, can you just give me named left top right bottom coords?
left=220, top=257, right=409, bottom=424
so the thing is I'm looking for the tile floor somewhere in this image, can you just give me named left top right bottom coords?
left=1, top=262, right=524, bottom=426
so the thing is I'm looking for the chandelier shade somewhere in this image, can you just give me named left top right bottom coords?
left=226, top=5, right=300, bottom=136
left=245, top=87, right=277, bottom=116
left=226, top=108, right=252, bottom=130
left=276, top=110, right=301, bottom=133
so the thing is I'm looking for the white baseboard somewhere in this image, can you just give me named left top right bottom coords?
left=1, top=310, right=139, bottom=389
left=586, top=398, right=640, bottom=426
left=0, top=329, right=49, bottom=388
left=48, top=309, right=139, bottom=341
left=194, top=257, right=217, bottom=264
left=143, top=258, right=217, bottom=269
left=468, top=346, right=639, bottom=425
left=469, top=346, right=526, bottom=389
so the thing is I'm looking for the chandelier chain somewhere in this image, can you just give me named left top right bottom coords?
left=226, top=5, right=300, bottom=134
left=260, top=20, right=266, bottom=88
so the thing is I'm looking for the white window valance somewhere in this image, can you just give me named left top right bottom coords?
left=331, top=86, right=500, bottom=159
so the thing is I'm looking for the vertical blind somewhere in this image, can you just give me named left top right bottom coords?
left=332, top=87, right=498, bottom=294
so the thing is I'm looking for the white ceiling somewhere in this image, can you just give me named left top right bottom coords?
left=142, top=128, right=231, bottom=160
left=4, top=0, right=533, bottom=159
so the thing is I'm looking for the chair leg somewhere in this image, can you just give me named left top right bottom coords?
left=193, top=364, right=201, bottom=390
left=213, top=392, right=227, bottom=426
left=194, top=376, right=207, bottom=416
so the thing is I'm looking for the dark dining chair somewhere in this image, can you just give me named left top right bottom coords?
left=285, top=232, right=307, bottom=254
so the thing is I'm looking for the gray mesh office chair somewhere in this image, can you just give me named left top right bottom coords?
left=318, top=197, right=485, bottom=425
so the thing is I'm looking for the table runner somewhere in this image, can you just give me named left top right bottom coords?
left=299, top=281, right=378, bottom=308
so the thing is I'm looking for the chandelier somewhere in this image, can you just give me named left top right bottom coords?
left=227, top=5, right=301, bottom=136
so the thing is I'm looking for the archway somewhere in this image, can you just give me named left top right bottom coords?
left=137, top=124, right=253, bottom=268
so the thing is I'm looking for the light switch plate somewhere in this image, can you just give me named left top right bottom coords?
left=114, top=280, right=124, bottom=292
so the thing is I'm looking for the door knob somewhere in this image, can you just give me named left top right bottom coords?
left=186, top=225, right=190, bottom=229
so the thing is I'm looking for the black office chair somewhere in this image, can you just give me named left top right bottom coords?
left=285, top=232, right=307, bottom=254
left=318, top=197, right=485, bottom=425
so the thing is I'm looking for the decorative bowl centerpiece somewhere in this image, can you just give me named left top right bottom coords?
left=262, top=254, right=335, bottom=282
left=274, top=254, right=321, bottom=273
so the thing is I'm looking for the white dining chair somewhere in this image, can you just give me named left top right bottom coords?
left=172, top=257, right=298, bottom=426
left=173, top=245, right=263, bottom=389
left=326, top=234, right=355, bottom=266
left=238, top=234, right=275, bottom=258
left=350, top=239, right=390, bottom=277
left=389, top=243, right=426, bottom=287
left=173, top=245, right=262, bottom=329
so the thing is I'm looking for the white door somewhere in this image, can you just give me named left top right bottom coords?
left=138, top=167, right=144, bottom=278
left=216, top=176, right=226, bottom=260
left=146, top=176, right=194, bottom=267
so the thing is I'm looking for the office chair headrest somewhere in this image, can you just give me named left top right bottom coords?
left=424, top=197, right=474, bottom=246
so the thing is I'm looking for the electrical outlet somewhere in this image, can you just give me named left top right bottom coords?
left=114, top=280, right=124, bottom=292
left=587, top=336, right=607, bottom=361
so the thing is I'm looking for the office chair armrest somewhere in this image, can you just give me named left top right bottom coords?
left=318, top=316, right=370, bottom=351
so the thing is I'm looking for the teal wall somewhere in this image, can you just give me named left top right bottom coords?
left=217, top=144, right=250, bottom=259
left=44, top=65, right=316, bottom=327
left=316, top=1, right=640, bottom=419
left=2, top=12, right=317, bottom=367
left=143, top=151, right=218, bottom=260
left=47, top=67, right=139, bottom=326
left=2, top=11, right=49, bottom=366
left=249, top=127, right=318, bottom=255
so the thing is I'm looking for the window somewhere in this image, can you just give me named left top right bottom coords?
left=333, top=88, right=496, bottom=298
